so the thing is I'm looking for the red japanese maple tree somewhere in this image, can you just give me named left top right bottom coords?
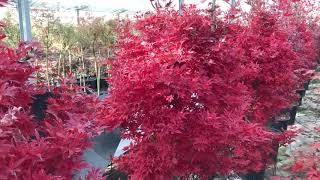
left=101, top=7, right=287, bottom=179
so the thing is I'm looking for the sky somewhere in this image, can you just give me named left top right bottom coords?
left=33, top=0, right=210, bottom=11
left=1, top=0, right=229, bottom=12
left=0, top=0, right=234, bottom=19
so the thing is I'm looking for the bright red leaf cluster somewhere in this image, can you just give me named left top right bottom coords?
left=100, top=6, right=302, bottom=180
left=101, top=0, right=319, bottom=179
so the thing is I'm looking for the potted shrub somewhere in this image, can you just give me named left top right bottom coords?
left=99, top=7, right=280, bottom=179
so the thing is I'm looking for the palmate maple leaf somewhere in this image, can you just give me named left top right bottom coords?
left=0, top=107, right=22, bottom=126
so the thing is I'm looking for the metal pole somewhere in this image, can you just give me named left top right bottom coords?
left=74, top=6, right=88, bottom=25
left=211, top=0, right=216, bottom=30
left=231, top=0, right=236, bottom=7
left=211, top=0, right=216, bottom=18
left=76, top=8, right=80, bottom=25
left=179, top=0, right=184, bottom=15
left=17, top=0, right=32, bottom=42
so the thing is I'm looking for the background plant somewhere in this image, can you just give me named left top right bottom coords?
left=0, top=22, right=104, bottom=179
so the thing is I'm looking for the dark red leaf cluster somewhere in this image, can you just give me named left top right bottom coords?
left=0, top=27, right=102, bottom=179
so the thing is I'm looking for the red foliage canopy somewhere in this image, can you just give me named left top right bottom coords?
left=101, top=7, right=285, bottom=179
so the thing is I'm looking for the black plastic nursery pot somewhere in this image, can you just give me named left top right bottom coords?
left=31, top=91, right=54, bottom=121
left=76, top=77, right=96, bottom=89
left=271, top=120, right=288, bottom=131
left=270, top=109, right=291, bottom=131
left=242, top=170, right=265, bottom=180
left=296, top=89, right=306, bottom=98
left=297, top=96, right=303, bottom=106
left=287, top=105, right=298, bottom=125
left=296, top=89, right=306, bottom=106
left=76, top=77, right=109, bottom=92
left=303, top=80, right=311, bottom=90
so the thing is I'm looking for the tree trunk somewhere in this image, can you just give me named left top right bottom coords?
left=97, top=63, right=101, bottom=96
left=68, top=50, right=72, bottom=73
left=45, top=47, right=50, bottom=86
left=79, top=73, right=82, bottom=87
left=68, top=50, right=73, bottom=88
left=92, top=41, right=100, bottom=95
left=62, top=54, right=66, bottom=77
left=81, top=49, right=86, bottom=92
left=57, top=52, right=62, bottom=76
left=35, top=59, right=39, bottom=84
left=94, top=59, right=98, bottom=95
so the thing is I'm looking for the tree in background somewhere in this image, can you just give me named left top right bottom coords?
left=54, top=22, right=76, bottom=78
left=1, top=7, right=117, bottom=91
left=33, top=10, right=59, bottom=85
left=78, top=16, right=117, bottom=94
left=2, top=11, right=20, bottom=48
